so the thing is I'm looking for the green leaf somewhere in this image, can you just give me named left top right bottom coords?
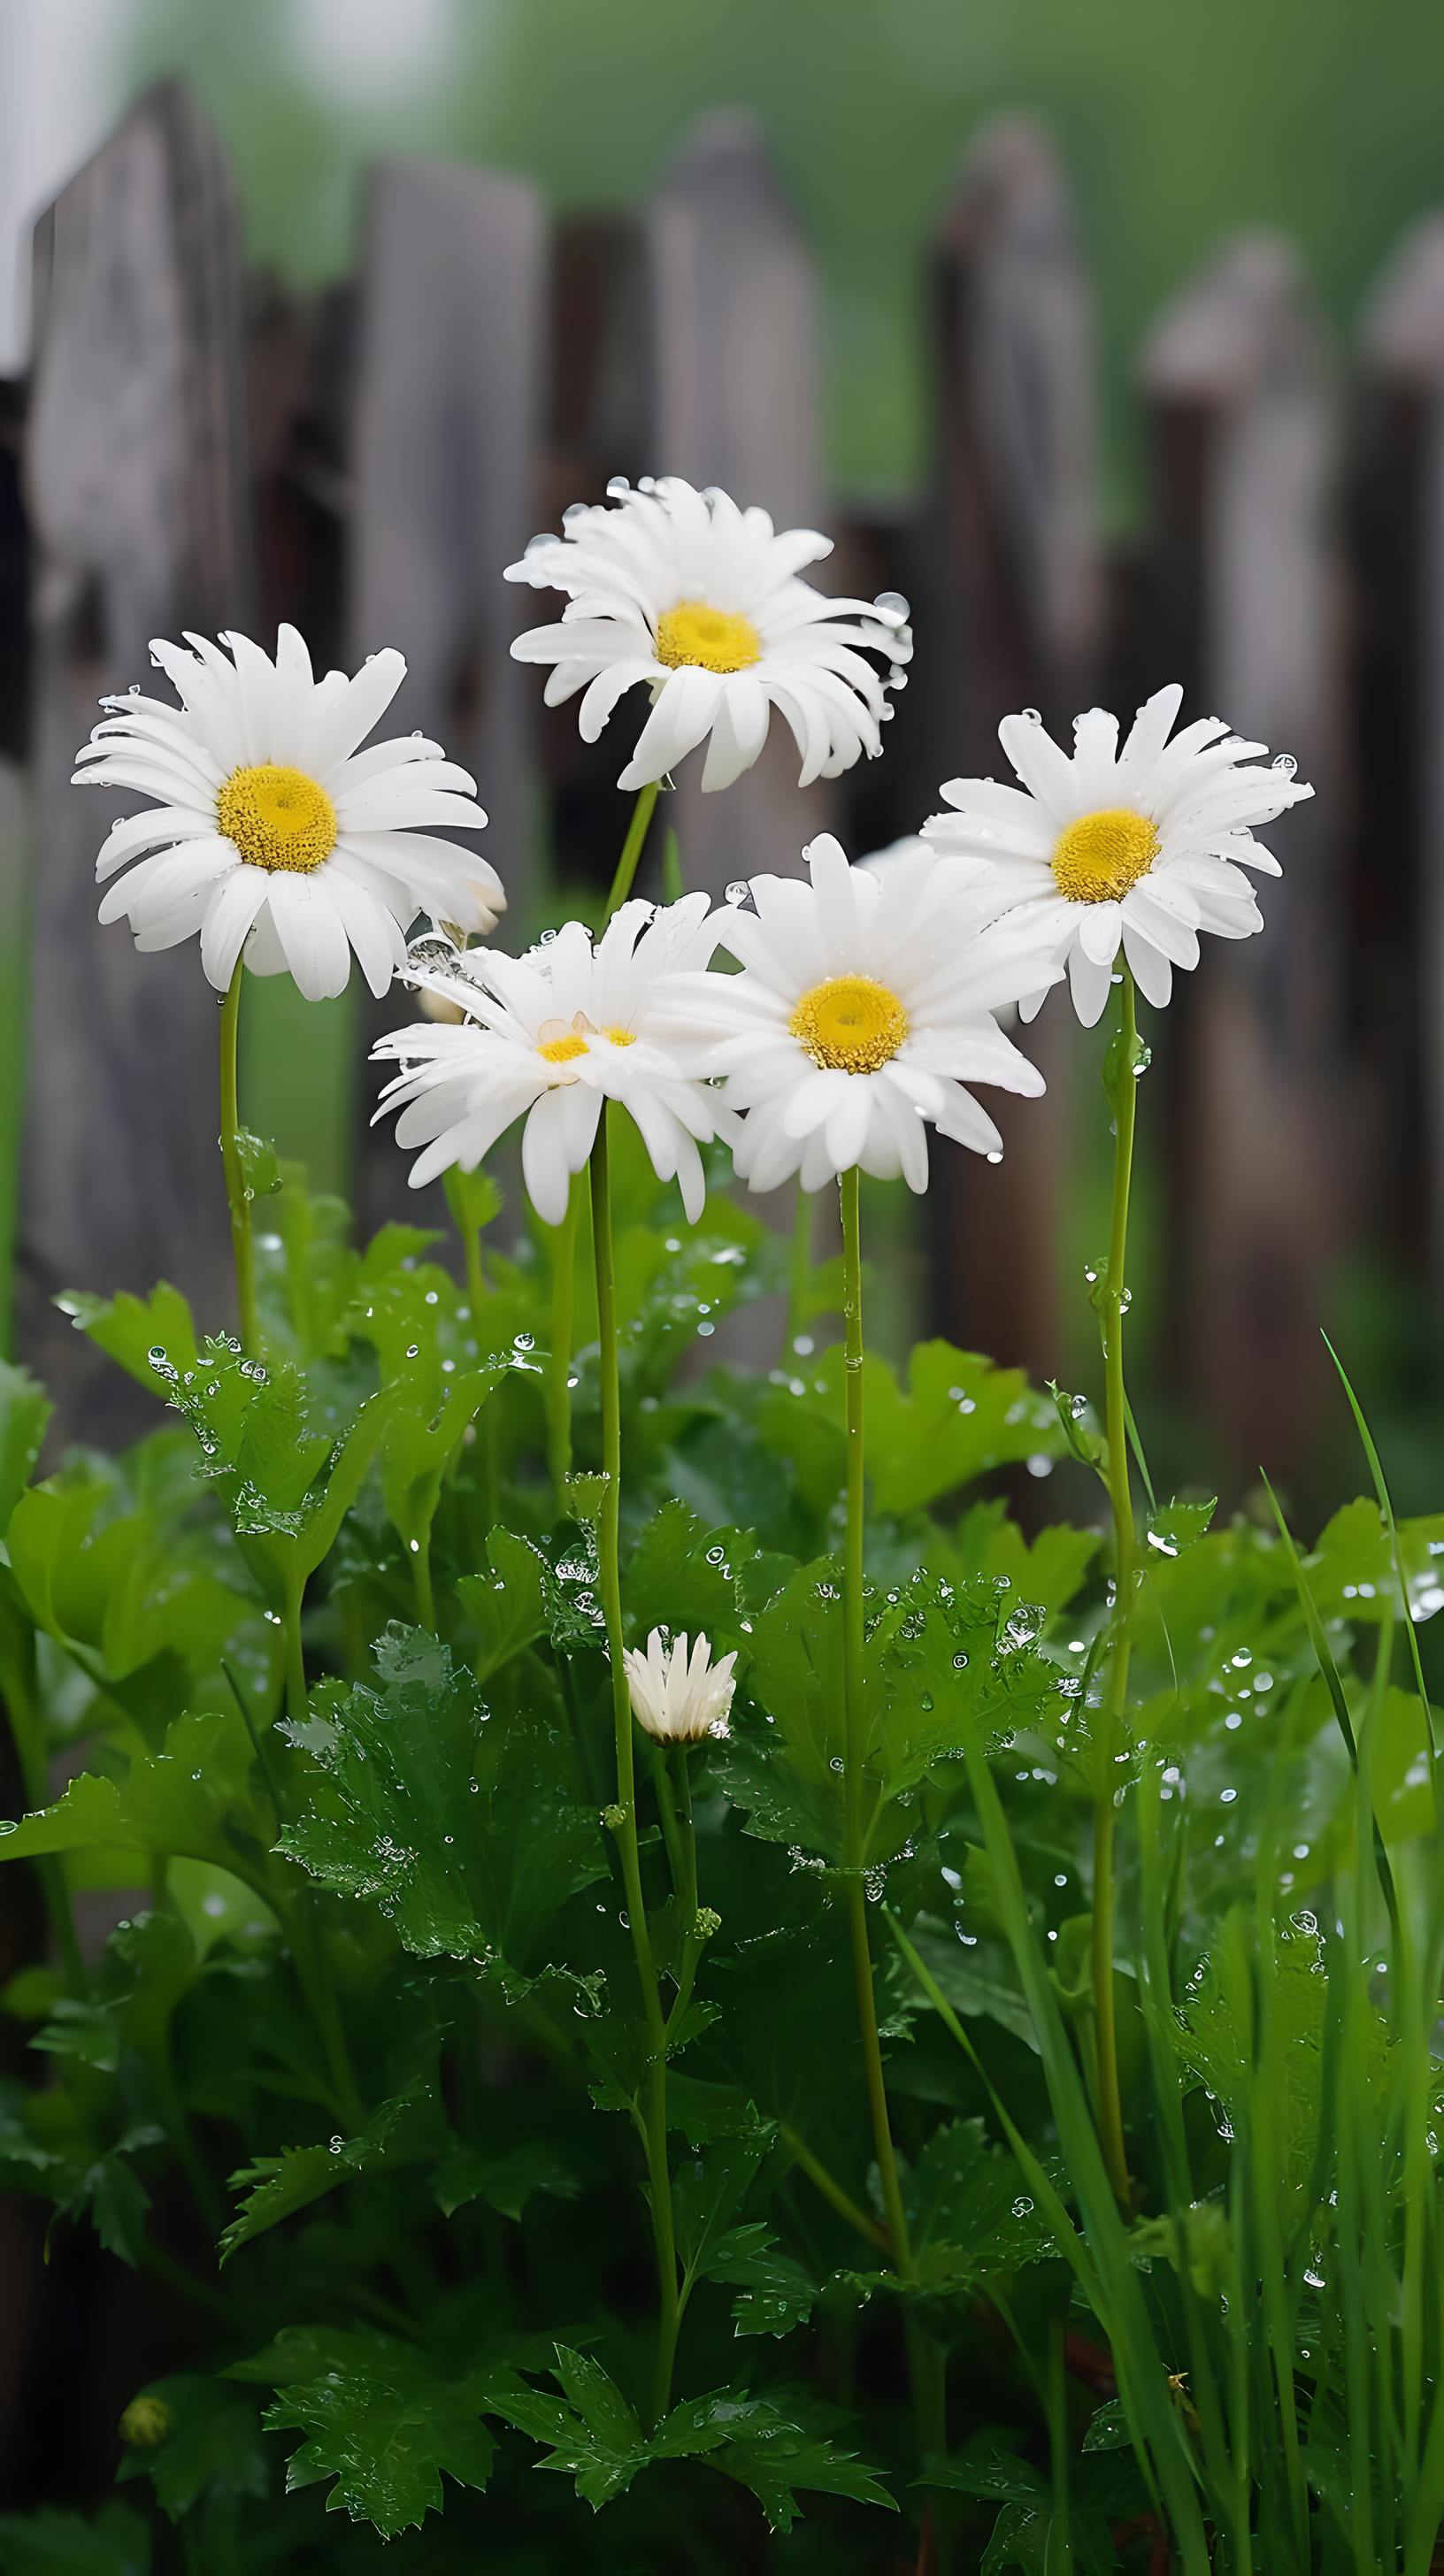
left=711, top=2418, right=895, bottom=2534
left=431, top=2142, right=579, bottom=2223
left=0, top=1708, right=266, bottom=1873
left=234, top=1128, right=279, bottom=1203
left=220, top=2061, right=453, bottom=2258
left=931, top=1499, right=1100, bottom=1615
left=724, top=1565, right=1067, bottom=1868
left=483, top=2351, right=893, bottom=2529
left=261, top=2329, right=499, bottom=2537
left=455, top=1529, right=548, bottom=1683
left=0, top=2502, right=151, bottom=2576
left=116, top=2373, right=269, bottom=2520
left=708, top=2233, right=820, bottom=2336
left=0, top=1361, right=52, bottom=1537
left=349, top=1261, right=507, bottom=1553
left=772, top=1342, right=1064, bottom=1517
left=1143, top=1497, right=1217, bottom=1560
left=901, top=2116, right=1056, bottom=2289
left=56, top=1280, right=201, bottom=1393
left=442, top=1163, right=503, bottom=1240
left=278, top=1625, right=607, bottom=1970
left=623, top=1499, right=754, bottom=1655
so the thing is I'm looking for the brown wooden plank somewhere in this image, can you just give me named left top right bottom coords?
left=347, top=158, right=544, bottom=1243
left=910, top=119, right=1102, bottom=1389
left=1139, top=233, right=1342, bottom=1481
left=647, top=109, right=831, bottom=901
left=21, top=81, right=251, bottom=1446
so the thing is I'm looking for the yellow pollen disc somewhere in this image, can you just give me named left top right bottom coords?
left=216, top=763, right=337, bottom=874
left=603, top=1025, right=636, bottom=1046
left=1050, top=806, right=1159, bottom=905
left=655, top=600, right=762, bottom=674
left=537, top=1032, right=589, bottom=1065
left=789, top=974, right=909, bottom=1075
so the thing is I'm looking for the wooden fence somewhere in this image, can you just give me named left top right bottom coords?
left=1, top=78, right=1438, bottom=1479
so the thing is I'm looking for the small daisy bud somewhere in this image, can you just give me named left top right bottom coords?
left=621, top=1631, right=736, bottom=1744
left=693, top=1907, right=722, bottom=1942
left=601, top=1804, right=626, bottom=1832
left=119, top=2394, right=176, bottom=2449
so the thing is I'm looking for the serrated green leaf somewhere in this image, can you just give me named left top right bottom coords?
left=764, top=1342, right=1063, bottom=1518
left=0, top=1708, right=266, bottom=1873
left=456, top=1529, right=549, bottom=1683
left=278, top=1625, right=606, bottom=1966
left=261, top=2329, right=499, bottom=2537
left=623, top=1499, right=754, bottom=1656
left=1143, top=1496, right=1217, bottom=1560
left=431, top=2142, right=578, bottom=2223
left=0, top=1362, right=52, bottom=1538
left=220, top=2063, right=452, bottom=2258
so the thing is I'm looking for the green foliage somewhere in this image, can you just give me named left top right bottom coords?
left=5, top=1147, right=1442, bottom=2575
left=255, top=2329, right=501, bottom=2536
left=277, top=1626, right=608, bottom=1977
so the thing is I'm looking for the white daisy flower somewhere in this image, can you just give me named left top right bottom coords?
left=504, top=474, right=912, bottom=794
left=656, top=834, right=1061, bottom=1193
left=622, top=1630, right=736, bottom=1745
left=922, top=683, right=1313, bottom=1028
left=76, top=625, right=503, bottom=1002
left=373, top=895, right=737, bottom=1227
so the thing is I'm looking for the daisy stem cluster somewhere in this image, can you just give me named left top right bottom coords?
left=219, top=962, right=260, bottom=1356
left=589, top=1103, right=680, bottom=2423
left=839, top=1169, right=912, bottom=2276
left=605, top=780, right=660, bottom=917
left=544, top=1179, right=580, bottom=1500
left=1095, top=969, right=1143, bottom=2207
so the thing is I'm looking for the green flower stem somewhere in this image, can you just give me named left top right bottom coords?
left=839, top=1167, right=912, bottom=2275
left=786, top=1182, right=812, bottom=1353
left=219, top=959, right=260, bottom=1357
left=543, top=1176, right=580, bottom=1502
left=1095, top=970, right=1141, bottom=2208
left=604, top=778, right=660, bottom=918
left=780, top=2124, right=890, bottom=2253
left=269, top=1878, right=362, bottom=2135
left=590, top=1104, right=680, bottom=2422
left=670, top=1742, right=699, bottom=1928
left=443, top=1166, right=488, bottom=1318
left=648, top=1742, right=687, bottom=1894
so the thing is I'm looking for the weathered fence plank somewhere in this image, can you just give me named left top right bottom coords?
left=912, top=119, right=1102, bottom=1388
left=1356, top=216, right=1444, bottom=1284
left=346, top=158, right=544, bottom=1239
left=22, top=81, right=250, bottom=1445
left=1140, top=233, right=1341, bottom=1476
left=647, top=110, right=828, bottom=901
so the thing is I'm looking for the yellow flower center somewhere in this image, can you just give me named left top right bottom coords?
left=216, top=763, right=337, bottom=874
left=655, top=600, right=762, bottom=674
left=1050, top=807, right=1159, bottom=905
left=789, top=974, right=909, bottom=1074
left=603, top=1026, right=636, bottom=1046
left=537, top=1032, right=589, bottom=1066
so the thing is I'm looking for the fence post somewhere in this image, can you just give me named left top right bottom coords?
left=913, top=118, right=1102, bottom=1386
left=347, top=159, right=545, bottom=1241
left=1140, top=234, right=1341, bottom=1479
left=537, top=211, right=651, bottom=894
left=1356, top=217, right=1444, bottom=1292
left=647, top=109, right=829, bottom=899
left=22, top=81, right=250, bottom=1445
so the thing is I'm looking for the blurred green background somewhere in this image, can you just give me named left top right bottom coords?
left=130, top=0, right=1444, bottom=524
